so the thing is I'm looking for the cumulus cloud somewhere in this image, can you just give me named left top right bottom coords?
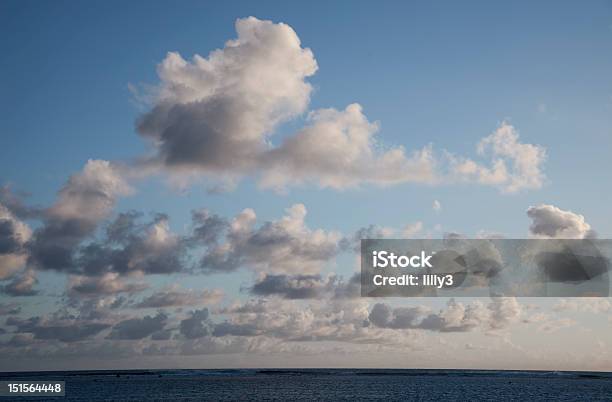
left=135, top=286, right=223, bottom=308
left=368, top=300, right=486, bottom=332
left=369, top=298, right=521, bottom=332
left=77, top=211, right=187, bottom=276
left=6, top=316, right=111, bottom=343
left=180, top=308, right=212, bottom=339
left=449, top=122, right=546, bottom=193
left=0, top=302, right=21, bottom=316
left=137, top=16, right=317, bottom=174
left=135, top=18, right=546, bottom=193
left=2, top=268, right=38, bottom=296
left=68, top=272, right=148, bottom=297
left=553, top=298, right=612, bottom=314
left=249, top=274, right=336, bottom=299
left=402, top=222, right=424, bottom=238
left=107, top=312, right=167, bottom=340
left=0, top=186, right=42, bottom=220
left=339, top=224, right=395, bottom=253
left=201, top=204, right=340, bottom=274
left=487, top=297, right=522, bottom=330
left=0, top=203, right=31, bottom=280
left=432, top=200, right=441, bottom=212
left=527, top=204, right=594, bottom=239
left=28, top=160, right=131, bottom=272
left=260, top=104, right=437, bottom=189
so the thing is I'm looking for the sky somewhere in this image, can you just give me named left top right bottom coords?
left=0, top=0, right=611, bottom=371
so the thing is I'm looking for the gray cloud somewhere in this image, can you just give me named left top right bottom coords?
left=212, top=322, right=260, bottom=337
left=200, top=204, right=340, bottom=274
left=249, top=274, right=335, bottom=299
left=2, top=269, right=38, bottom=296
left=4, top=333, right=35, bottom=347
left=368, top=298, right=521, bottom=332
left=179, top=308, right=212, bottom=339
left=534, top=243, right=610, bottom=283
left=68, top=273, right=148, bottom=297
left=0, top=186, right=42, bottom=220
left=107, top=312, right=167, bottom=340
left=0, top=302, right=21, bottom=316
left=7, top=316, right=111, bottom=343
left=135, top=287, right=223, bottom=308
left=77, top=212, right=186, bottom=276
left=340, top=224, right=394, bottom=253
left=188, top=210, right=228, bottom=246
left=0, top=203, right=31, bottom=280
left=28, top=160, right=131, bottom=272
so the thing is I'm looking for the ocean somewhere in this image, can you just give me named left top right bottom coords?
left=1, top=369, right=611, bottom=401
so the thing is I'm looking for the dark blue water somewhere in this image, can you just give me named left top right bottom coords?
left=1, top=369, right=611, bottom=401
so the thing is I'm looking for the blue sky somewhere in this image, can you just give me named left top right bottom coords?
left=1, top=1, right=612, bottom=371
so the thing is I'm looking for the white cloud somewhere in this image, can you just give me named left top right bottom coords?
left=432, top=200, right=441, bottom=212
left=135, top=18, right=546, bottom=194
left=260, top=103, right=437, bottom=189
left=448, top=122, right=546, bottom=193
left=402, top=222, right=423, bottom=238
left=527, top=204, right=593, bottom=239
left=68, top=273, right=148, bottom=297
left=136, top=17, right=317, bottom=174
left=49, top=159, right=131, bottom=222
left=553, top=298, right=612, bottom=314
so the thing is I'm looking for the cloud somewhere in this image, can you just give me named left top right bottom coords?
left=6, top=316, right=111, bottom=343
left=487, top=297, right=522, bottom=330
left=553, top=298, right=612, bottom=314
left=249, top=274, right=336, bottom=299
left=534, top=243, right=610, bottom=283
left=527, top=204, right=594, bottom=239
left=135, top=286, right=223, bottom=308
left=0, top=203, right=31, bottom=280
left=212, top=322, right=260, bottom=337
left=0, top=186, right=42, bottom=220
left=260, top=104, right=437, bottom=189
left=449, top=122, right=546, bottom=193
left=525, top=206, right=605, bottom=288
left=0, top=303, right=21, bottom=316
left=4, top=333, right=35, bottom=347
left=68, top=272, right=148, bottom=297
left=201, top=204, right=340, bottom=274
left=77, top=212, right=187, bottom=276
left=340, top=224, right=395, bottom=253
left=136, top=16, right=317, bottom=174
left=402, top=222, right=423, bottom=238
left=537, top=318, right=575, bottom=333
left=432, top=200, right=441, bottom=212
left=2, top=268, right=38, bottom=296
left=188, top=209, right=228, bottom=246
left=135, top=18, right=546, bottom=194
left=28, top=160, right=131, bottom=272
left=107, top=312, right=167, bottom=340
left=180, top=308, right=212, bottom=339
left=368, top=298, right=521, bottom=332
